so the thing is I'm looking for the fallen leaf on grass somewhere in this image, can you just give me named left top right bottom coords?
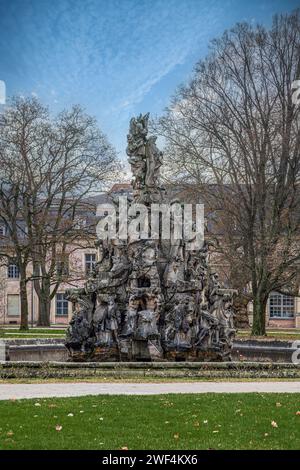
left=6, top=431, right=14, bottom=437
left=271, top=421, right=278, bottom=428
left=173, top=433, right=179, bottom=439
left=67, top=413, right=74, bottom=417
left=121, top=446, right=128, bottom=450
left=296, top=411, right=300, bottom=416
left=276, top=402, right=282, bottom=407
left=55, top=425, right=62, bottom=432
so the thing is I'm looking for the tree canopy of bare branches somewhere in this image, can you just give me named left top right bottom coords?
left=0, top=97, right=120, bottom=328
left=154, top=10, right=300, bottom=335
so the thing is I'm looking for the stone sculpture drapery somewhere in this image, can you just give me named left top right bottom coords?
left=65, top=113, right=236, bottom=361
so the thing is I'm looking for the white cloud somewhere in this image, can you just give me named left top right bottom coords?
left=0, top=80, right=6, bottom=104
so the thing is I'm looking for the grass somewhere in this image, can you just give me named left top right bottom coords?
left=2, top=377, right=300, bottom=384
left=0, top=328, right=65, bottom=339
left=0, top=393, right=300, bottom=449
left=0, top=335, right=65, bottom=339
left=1, top=327, right=300, bottom=340
left=236, top=330, right=300, bottom=341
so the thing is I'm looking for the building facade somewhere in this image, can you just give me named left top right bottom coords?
left=0, top=184, right=133, bottom=327
left=0, top=247, right=97, bottom=326
left=1, top=182, right=300, bottom=328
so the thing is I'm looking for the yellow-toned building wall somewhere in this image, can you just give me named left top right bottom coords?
left=0, top=246, right=97, bottom=326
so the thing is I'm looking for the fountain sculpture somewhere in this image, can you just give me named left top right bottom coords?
left=65, top=113, right=236, bottom=361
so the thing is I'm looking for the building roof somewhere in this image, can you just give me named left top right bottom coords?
left=108, top=183, right=132, bottom=193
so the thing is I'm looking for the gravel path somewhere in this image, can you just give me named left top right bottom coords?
left=0, top=381, right=299, bottom=400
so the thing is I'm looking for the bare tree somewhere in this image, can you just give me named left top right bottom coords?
left=0, top=97, right=120, bottom=328
left=155, top=10, right=300, bottom=335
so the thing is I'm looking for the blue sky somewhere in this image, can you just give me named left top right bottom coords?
left=0, top=0, right=298, bottom=158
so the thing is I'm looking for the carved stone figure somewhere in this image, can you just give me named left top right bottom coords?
left=121, top=295, right=139, bottom=337
left=145, top=136, right=163, bottom=188
left=126, top=113, right=149, bottom=192
left=126, top=113, right=149, bottom=156
left=93, top=296, right=121, bottom=348
left=135, top=309, right=159, bottom=340
left=65, top=313, right=93, bottom=354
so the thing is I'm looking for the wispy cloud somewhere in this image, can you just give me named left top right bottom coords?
left=0, top=0, right=298, bottom=154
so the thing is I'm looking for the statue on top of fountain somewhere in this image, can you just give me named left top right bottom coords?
left=126, top=113, right=163, bottom=204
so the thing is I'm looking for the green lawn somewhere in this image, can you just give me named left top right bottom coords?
left=0, top=328, right=65, bottom=339
left=1, top=327, right=300, bottom=341
left=236, top=330, right=300, bottom=341
left=0, top=393, right=300, bottom=450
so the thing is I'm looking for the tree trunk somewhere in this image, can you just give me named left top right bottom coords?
left=38, top=295, right=51, bottom=327
left=251, top=292, right=268, bottom=336
left=19, top=275, right=29, bottom=330
left=36, top=278, right=51, bottom=327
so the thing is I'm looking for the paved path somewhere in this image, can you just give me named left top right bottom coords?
left=0, top=382, right=300, bottom=400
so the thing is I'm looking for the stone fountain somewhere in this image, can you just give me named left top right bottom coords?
left=65, top=113, right=236, bottom=361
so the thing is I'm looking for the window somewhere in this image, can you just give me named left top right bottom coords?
left=7, top=294, right=20, bottom=317
left=7, top=262, right=20, bottom=279
left=269, top=292, right=295, bottom=318
left=56, top=257, right=69, bottom=277
left=85, top=253, right=96, bottom=274
left=56, top=293, right=69, bottom=316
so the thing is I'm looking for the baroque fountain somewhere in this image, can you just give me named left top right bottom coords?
left=65, top=113, right=236, bottom=361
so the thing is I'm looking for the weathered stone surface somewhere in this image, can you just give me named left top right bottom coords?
left=1, top=361, right=300, bottom=380
left=65, top=114, right=236, bottom=361
left=3, top=338, right=297, bottom=363
left=233, top=295, right=250, bottom=329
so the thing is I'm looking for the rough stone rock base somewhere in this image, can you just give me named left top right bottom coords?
left=1, top=361, right=300, bottom=380
left=67, top=339, right=230, bottom=362
left=164, top=349, right=225, bottom=362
